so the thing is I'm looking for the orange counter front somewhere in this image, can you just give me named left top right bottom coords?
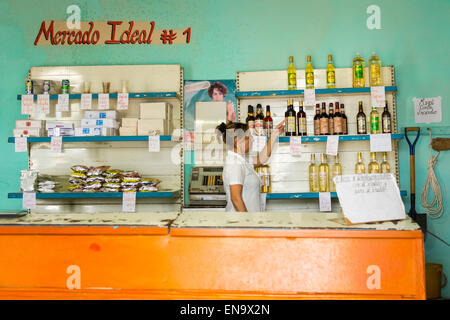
left=0, top=211, right=425, bottom=299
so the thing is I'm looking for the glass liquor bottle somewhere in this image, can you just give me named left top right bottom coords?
left=368, top=152, right=380, bottom=173
left=340, top=103, right=348, bottom=135
left=368, top=52, right=382, bottom=86
left=319, top=102, right=329, bottom=135
left=287, top=56, right=296, bottom=90
left=370, top=106, right=380, bottom=134
left=356, top=101, right=367, bottom=134
left=255, top=104, right=265, bottom=136
left=328, top=103, right=334, bottom=135
left=297, top=100, right=307, bottom=136
left=313, top=103, right=321, bottom=136
left=309, top=153, right=319, bottom=192
left=305, top=55, right=314, bottom=89
left=318, top=153, right=330, bottom=192
left=326, top=54, right=336, bottom=88
left=355, top=152, right=365, bottom=174
left=264, top=105, right=273, bottom=138
left=331, top=154, right=342, bottom=192
left=381, top=152, right=391, bottom=173
left=382, top=101, right=392, bottom=134
left=260, top=164, right=271, bottom=193
left=352, top=52, right=365, bottom=88
left=285, top=99, right=297, bottom=136
left=246, top=105, right=255, bottom=135
left=333, top=102, right=343, bottom=135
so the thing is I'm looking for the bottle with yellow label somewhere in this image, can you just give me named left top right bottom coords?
left=352, top=53, right=365, bottom=88
left=318, top=153, right=330, bottom=192
left=326, top=54, right=336, bottom=88
left=368, top=152, right=380, bottom=173
left=259, top=164, right=271, bottom=193
left=381, top=152, right=391, bottom=173
left=331, top=154, right=342, bottom=192
left=368, top=52, right=382, bottom=86
left=285, top=99, right=297, bottom=136
left=309, top=154, right=319, bottom=192
left=355, top=152, right=365, bottom=174
left=305, top=55, right=314, bottom=89
left=287, top=56, right=296, bottom=90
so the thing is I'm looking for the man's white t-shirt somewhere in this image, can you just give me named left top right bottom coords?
left=223, top=151, right=262, bottom=212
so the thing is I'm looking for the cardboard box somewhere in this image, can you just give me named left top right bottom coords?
left=45, top=122, right=74, bottom=130
left=75, top=127, right=118, bottom=136
left=119, top=126, right=137, bottom=136
left=13, top=128, right=42, bottom=137
left=121, top=118, right=138, bottom=127
left=81, top=118, right=120, bottom=129
left=84, top=110, right=118, bottom=120
left=47, top=128, right=75, bottom=137
left=16, top=120, right=43, bottom=129
left=138, top=119, right=172, bottom=135
left=140, top=102, right=173, bottom=119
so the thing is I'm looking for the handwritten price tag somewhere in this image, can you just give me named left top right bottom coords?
left=80, top=93, right=92, bottom=110
left=21, top=95, right=34, bottom=115
left=414, top=97, right=442, bottom=124
left=98, top=93, right=110, bottom=110
left=122, top=192, right=136, bottom=212
left=148, top=135, right=160, bottom=152
left=15, top=137, right=28, bottom=152
left=37, top=94, right=50, bottom=114
left=184, top=132, right=194, bottom=151
left=23, top=192, right=37, bottom=209
left=326, top=135, right=339, bottom=156
left=319, top=192, right=332, bottom=212
left=370, top=133, right=392, bottom=152
left=371, top=86, right=385, bottom=108
left=304, top=89, right=316, bottom=106
left=290, top=136, right=302, bottom=155
left=260, top=193, right=267, bottom=212
left=117, top=93, right=129, bottom=110
left=51, top=136, right=63, bottom=153
left=57, top=94, right=69, bottom=112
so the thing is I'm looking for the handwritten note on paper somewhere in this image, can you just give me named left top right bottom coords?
left=334, top=174, right=405, bottom=224
left=80, top=94, right=92, bottom=110
left=371, top=86, right=386, bottom=108
left=122, top=192, right=136, bottom=212
left=37, top=94, right=50, bottom=114
left=21, top=95, right=34, bottom=115
left=290, top=136, right=302, bottom=155
left=370, top=133, right=392, bottom=152
left=326, top=135, right=339, bottom=156
left=98, top=93, right=110, bottom=110
left=57, top=94, right=69, bottom=112
left=117, top=93, right=129, bottom=110
left=414, top=97, right=442, bottom=124
left=51, top=136, right=63, bottom=153
left=148, top=135, right=160, bottom=152
left=319, top=192, right=332, bottom=212
left=15, top=137, right=27, bottom=152
left=304, top=89, right=316, bottom=107
left=22, top=192, right=36, bottom=210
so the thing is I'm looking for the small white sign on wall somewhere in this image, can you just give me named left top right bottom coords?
left=414, top=97, right=442, bottom=124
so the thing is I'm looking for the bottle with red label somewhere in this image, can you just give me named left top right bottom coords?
left=314, top=103, right=320, bottom=136
left=319, top=102, right=329, bottom=135
left=255, top=104, right=265, bottom=136
left=264, top=105, right=273, bottom=138
left=246, top=105, right=255, bottom=135
left=297, top=100, right=307, bottom=136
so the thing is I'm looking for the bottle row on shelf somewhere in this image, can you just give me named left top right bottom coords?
left=287, top=52, right=383, bottom=90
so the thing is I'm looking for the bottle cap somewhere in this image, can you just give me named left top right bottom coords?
left=356, top=52, right=361, bottom=56
left=289, top=56, right=293, bottom=62
left=299, top=100, right=303, bottom=107
left=307, top=55, right=311, bottom=62
left=372, top=51, right=376, bottom=55
left=248, top=105, right=254, bottom=112
left=328, top=54, right=332, bottom=60
left=266, top=105, right=270, bottom=111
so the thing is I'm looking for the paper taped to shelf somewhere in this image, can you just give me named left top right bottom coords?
left=57, top=94, right=69, bottom=112
left=21, top=94, right=34, bottom=115
left=22, top=192, right=36, bottom=209
left=334, top=173, right=405, bottom=224
left=98, top=93, right=110, bottom=110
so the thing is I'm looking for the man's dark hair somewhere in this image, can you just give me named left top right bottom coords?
left=207, top=82, right=228, bottom=98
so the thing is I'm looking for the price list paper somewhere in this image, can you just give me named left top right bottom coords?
left=370, top=133, right=392, bottom=152
left=122, top=192, right=136, bottom=212
left=117, top=93, right=129, bottom=110
left=80, top=93, right=92, bottom=110
left=326, top=135, right=339, bottom=156
left=21, top=95, right=34, bottom=115
left=148, top=134, right=161, bottom=152
left=304, top=89, right=316, bottom=106
left=15, top=137, right=27, bottom=152
left=37, top=94, right=50, bottom=114
left=57, top=94, right=69, bottom=112
left=51, top=136, right=63, bottom=153
left=370, top=86, right=386, bottom=108
left=22, top=192, right=36, bottom=210
left=98, top=93, right=110, bottom=110
left=290, top=136, right=302, bottom=155
left=319, top=192, right=332, bottom=212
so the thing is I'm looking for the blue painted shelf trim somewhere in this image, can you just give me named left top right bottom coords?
left=267, top=190, right=407, bottom=199
left=17, top=92, right=178, bottom=100
left=235, top=86, right=397, bottom=98
left=8, top=135, right=174, bottom=143
left=8, top=191, right=179, bottom=199
left=277, top=133, right=404, bottom=143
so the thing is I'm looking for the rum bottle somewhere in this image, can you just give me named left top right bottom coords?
left=264, top=105, right=273, bottom=138
left=319, top=102, right=329, bottom=135
left=326, top=54, right=336, bottom=88
left=305, top=55, right=314, bottom=89
left=352, top=52, right=365, bottom=88
left=313, top=103, right=320, bottom=136
left=297, top=100, right=307, bottom=136
left=246, top=105, right=255, bottom=134
left=287, top=56, right=296, bottom=90
left=328, top=103, right=334, bottom=135
left=382, top=102, right=392, bottom=134
left=340, top=103, right=348, bottom=135
left=355, top=152, right=365, bottom=174
left=318, top=153, right=330, bottom=192
left=309, top=153, right=319, bottom=192
left=333, top=102, right=343, bottom=135
left=255, top=104, right=265, bottom=136
left=285, top=99, right=296, bottom=136
left=356, top=101, right=367, bottom=134
left=331, top=154, right=342, bottom=192
left=368, top=152, right=380, bottom=173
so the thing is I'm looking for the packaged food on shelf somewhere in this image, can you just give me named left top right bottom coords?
left=87, top=166, right=110, bottom=176
left=140, top=102, right=173, bottom=119
left=137, top=119, right=172, bottom=135
left=84, top=110, right=118, bottom=120
left=86, top=176, right=105, bottom=183
left=70, top=172, right=87, bottom=179
left=121, top=118, right=139, bottom=127
left=71, top=165, right=89, bottom=173
left=16, top=120, right=43, bottom=128
left=119, top=126, right=137, bottom=136
left=75, top=127, right=118, bottom=136
left=47, top=128, right=74, bottom=137
left=122, top=186, right=138, bottom=192
left=68, top=185, right=84, bottom=192
left=103, top=182, right=121, bottom=189
left=45, top=122, right=74, bottom=131
left=13, top=128, right=42, bottom=137
left=105, top=169, right=123, bottom=178
left=139, top=185, right=158, bottom=192
left=81, top=118, right=120, bottom=129
left=141, top=178, right=161, bottom=186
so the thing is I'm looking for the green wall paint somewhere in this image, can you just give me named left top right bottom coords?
left=0, top=0, right=448, bottom=297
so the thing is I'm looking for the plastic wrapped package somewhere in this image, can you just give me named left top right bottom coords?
left=71, top=165, right=89, bottom=173
left=87, top=166, right=110, bottom=176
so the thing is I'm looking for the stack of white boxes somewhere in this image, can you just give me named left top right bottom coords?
left=119, top=102, right=173, bottom=136
left=76, top=111, right=119, bottom=136
left=46, top=122, right=74, bottom=136
left=13, top=120, right=43, bottom=137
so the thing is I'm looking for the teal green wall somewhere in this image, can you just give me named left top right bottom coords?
left=0, top=0, right=448, bottom=296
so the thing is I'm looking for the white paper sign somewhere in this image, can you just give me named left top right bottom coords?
left=370, top=133, right=392, bottom=152
left=334, top=174, right=406, bottom=224
left=37, top=94, right=50, bottom=114
left=117, top=93, right=129, bottom=110
left=371, top=86, right=385, bottom=108
left=80, top=93, right=92, bottom=110
left=122, top=192, right=136, bottom=212
left=57, top=94, right=69, bottom=112
left=21, top=95, right=34, bottom=115
left=22, top=192, right=36, bottom=209
left=98, top=93, right=110, bottom=110
left=184, top=132, right=194, bottom=151
left=290, top=136, right=302, bottom=155
left=148, top=135, right=160, bottom=152
left=414, top=97, right=442, bottom=124
left=15, top=137, right=27, bottom=152
left=304, top=89, right=316, bottom=106
left=51, top=136, right=63, bottom=153
left=319, top=192, right=332, bottom=212
left=326, top=135, right=339, bottom=156
left=252, top=136, right=267, bottom=153
left=260, top=193, right=267, bottom=212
